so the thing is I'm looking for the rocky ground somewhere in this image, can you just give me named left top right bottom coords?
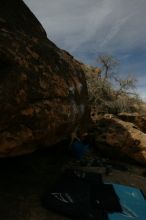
left=0, top=143, right=145, bottom=220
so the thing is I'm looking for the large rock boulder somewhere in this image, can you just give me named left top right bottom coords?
left=0, top=0, right=89, bottom=156
left=118, top=113, right=146, bottom=134
left=94, top=116, right=146, bottom=165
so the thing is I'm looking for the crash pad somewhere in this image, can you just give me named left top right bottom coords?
left=43, top=169, right=121, bottom=220
left=109, top=184, right=146, bottom=220
left=43, top=169, right=146, bottom=220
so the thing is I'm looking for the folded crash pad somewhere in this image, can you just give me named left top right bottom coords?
left=109, top=184, right=146, bottom=220
left=43, top=169, right=121, bottom=220
left=43, top=169, right=146, bottom=219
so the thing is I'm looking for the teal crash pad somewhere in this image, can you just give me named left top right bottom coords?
left=109, top=184, right=146, bottom=220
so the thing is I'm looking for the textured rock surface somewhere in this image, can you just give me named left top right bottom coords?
left=0, top=0, right=89, bottom=156
left=118, top=113, right=146, bottom=133
left=94, top=116, right=146, bottom=165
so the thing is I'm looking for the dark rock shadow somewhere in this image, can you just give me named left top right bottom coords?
left=0, top=141, right=71, bottom=220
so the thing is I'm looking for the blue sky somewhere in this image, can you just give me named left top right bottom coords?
left=24, top=0, right=146, bottom=100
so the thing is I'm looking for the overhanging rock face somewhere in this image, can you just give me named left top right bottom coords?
left=0, top=0, right=89, bottom=156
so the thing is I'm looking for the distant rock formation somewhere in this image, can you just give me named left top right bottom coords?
left=0, top=0, right=89, bottom=156
left=94, top=116, right=146, bottom=165
left=82, top=64, right=101, bottom=79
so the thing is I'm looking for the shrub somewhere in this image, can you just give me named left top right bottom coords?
left=83, top=55, right=142, bottom=114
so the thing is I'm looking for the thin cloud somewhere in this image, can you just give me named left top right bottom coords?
left=24, top=0, right=146, bottom=53
left=99, top=15, right=131, bottom=49
left=24, top=0, right=146, bottom=98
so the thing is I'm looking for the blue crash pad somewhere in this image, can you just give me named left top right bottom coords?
left=43, top=169, right=146, bottom=220
left=109, top=184, right=146, bottom=220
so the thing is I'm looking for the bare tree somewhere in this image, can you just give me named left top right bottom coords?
left=114, top=76, right=137, bottom=94
left=98, top=54, right=119, bottom=81
left=85, top=54, right=141, bottom=114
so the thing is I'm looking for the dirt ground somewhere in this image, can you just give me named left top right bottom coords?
left=0, top=144, right=145, bottom=220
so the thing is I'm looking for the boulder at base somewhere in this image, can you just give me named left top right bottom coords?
left=94, top=117, right=146, bottom=165
left=118, top=113, right=146, bottom=134
left=0, top=0, right=89, bottom=156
